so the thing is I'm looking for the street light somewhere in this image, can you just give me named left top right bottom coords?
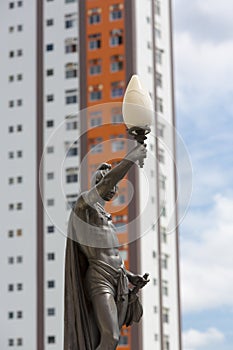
left=122, top=75, right=153, bottom=167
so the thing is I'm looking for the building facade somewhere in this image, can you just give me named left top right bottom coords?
left=0, top=0, right=181, bottom=350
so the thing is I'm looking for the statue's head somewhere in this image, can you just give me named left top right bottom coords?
left=91, top=163, right=117, bottom=201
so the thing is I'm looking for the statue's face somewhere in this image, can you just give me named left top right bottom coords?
left=103, top=185, right=118, bottom=201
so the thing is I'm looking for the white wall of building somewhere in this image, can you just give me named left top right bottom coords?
left=0, top=0, right=37, bottom=349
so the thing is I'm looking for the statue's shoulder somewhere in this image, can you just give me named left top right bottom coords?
left=75, top=192, right=87, bottom=211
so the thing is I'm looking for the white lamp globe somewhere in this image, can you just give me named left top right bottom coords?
left=122, top=75, right=154, bottom=129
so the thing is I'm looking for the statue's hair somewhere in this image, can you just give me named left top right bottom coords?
left=91, top=163, right=112, bottom=187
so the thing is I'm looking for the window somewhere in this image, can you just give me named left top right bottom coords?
left=16, top=256, right=23, bottom=263
left=160, top=202, right=166, bottom=217
left=47, top=280, right=55, bottom=288
left=47, top=94, right=54, bottom=102
left=46, top=120, right=54, bottom=127
left=8, top=338, right=14, bottom=346
left=9, top=75, right=14, bottom=82
left=46, top=18, right=54, bottom=26
left=16, top=202, right=22, bottom=210
left=156, top=97, right=163, bottom=113
left=66, top=194, right=77, bottom=209
left=47, top=336, right=56, bottom=344
left=66, top=115, right=78, bottom=130
left=65, top=62, right=78, bottom=78
left=17, top=49, right=23, bottom=56
left=8, top=284, right=14, bottom=292
left=89, top=111, right=102, bottom=127
left=17, top=125, right=22, bottom=132
left=89, top=85, right=103, bottom=101
left=9, top=2, right=14, bottom=9
left=9, top=100, right=14, bottom=107
left=156, top=49, right=163, bottom=64
left=148, top=66, right=153, bottom=73
left=110, top=4, right=123, bottom=21
left=65, top=141, right=78, bottom=157
left=16, top=176, right=23, bottom=184
left=113, top=194, right=125, bottom=205
left=115, top=223, right=126, bottom=233
left=17, top=1, right=23, bottom=7
left=162, top=280, right=168, bottom=296
left=9, top=126, right=14, bottom=133
left=90, top=137, right=103, bottom=154
left=8, top=311, right=14, bottom=319
left=155, top=24, right=161, bottom=39
left=47, top=172, right=54, bottom=180
left=161, top=226, right=167, bottom=243
left=163, top=308, right=169, bottom=323
left=17, top=99, right=22, bottom=106
left=47, top=199, right=54, bottom=206
left=155, top=0, right=161, bottom=16
left=47, top=252, right=55, bottom=260
left=17, top=283, right=23, bottom=291
left=156, top=72, right=162, bottom=88
left=17, top=73, right=23, bottom=81
left=111, top=81, right=124, bottom=98
left=159, top=174, right=166, bottom=189
left=47, top=226, right=55, bottom=233
left=110, top=54, right=123, bottom=72
left=16, top=229, right=22, bottom=236
left=47, top=146, right=54, bottom=154
left=17, top=311, right=23, bottom=318
left=17, top=24, right=23, bottom=31
left=17, top=338, right=23, bottom=346
left=8, top=151, right=14, bottom=159
left=9, top=50, right=14, bottom=58
left=46, top=43, right=54, bottom=51
left=88, top=8, right=101, bottom=24
left=46, top=68, right=54, bottom=76
left=8, top=256, right=14, bottom=264
left=89, top=59, right=102, bottom=75
left=158, top=148, right=165, bottom=163
left=47, top=308, right=55, bottom=316
left=157, top=123, right=164, bottom=137
left=65, top=0, right=76, bottom=3
left=161, top=254, right=169, bottom=269
left=8, top=230, right=14, bottom=238
left=110, top=29, right=123, bottom=46
left=9, top=203, right=14, bottom=211
left=65, top=89, right=78, bottom=104
left=65, top=13, right=77, bottom=28
left=65, top=38, right=77, bottom=53
left=66, top=168, right=78, bottom=183
left=111, top=108, right=123, bottom=124
left=88, top=33, right=101, bottom=50
left=111, top=139, right=125, bottom=152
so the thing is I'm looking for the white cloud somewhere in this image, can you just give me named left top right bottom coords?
left=181, top=194, right=233, bottom=313
left=183, top=327, right=225, bottom=350
left=174, top=32, right=233, bottom=118
left=174, top=0, right=233, bottom=42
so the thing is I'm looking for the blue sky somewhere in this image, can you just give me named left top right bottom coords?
left=173, top=0, right=233, bottom=349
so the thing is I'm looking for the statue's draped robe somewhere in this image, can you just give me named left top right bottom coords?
left=64, top=237, right=98, bottom=350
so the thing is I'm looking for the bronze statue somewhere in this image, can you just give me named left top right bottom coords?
left=64, top=144, right=149, bottom=350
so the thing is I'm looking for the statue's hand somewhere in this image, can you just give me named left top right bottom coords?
left=126, top=144, right=147, bottom=163
left=128, top=273, right=149, bottom=289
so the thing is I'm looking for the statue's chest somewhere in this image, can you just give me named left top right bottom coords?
left=87, top=204, right=113, bottom=228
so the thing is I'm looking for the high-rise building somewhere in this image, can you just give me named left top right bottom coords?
left=0, top=1, right=181, bottom=350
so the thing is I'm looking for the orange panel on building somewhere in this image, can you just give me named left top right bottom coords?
left=83, top=1, right=131, bottom=348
